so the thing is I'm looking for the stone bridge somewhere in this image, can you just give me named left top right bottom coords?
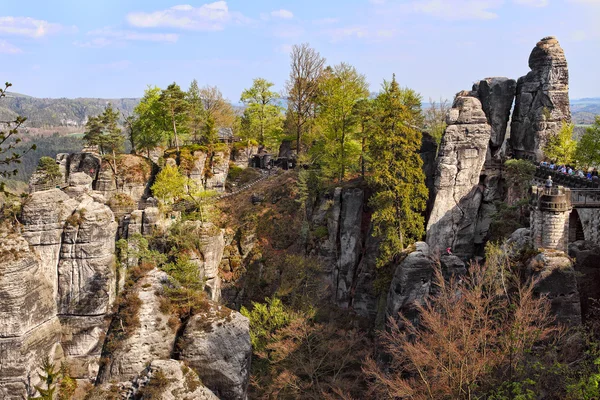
left=530, top=183, right=600, bottom=252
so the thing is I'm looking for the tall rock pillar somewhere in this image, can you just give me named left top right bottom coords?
left=510, top=36, right=571, bottom=161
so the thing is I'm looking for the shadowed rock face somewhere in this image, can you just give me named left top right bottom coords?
left=528, top=250, right=581, bottom=326
left=510, top=36, right=571, bottom=161
left=386, top=242, right=434, bottom=325
left=473, top=77, right=517, bottom=155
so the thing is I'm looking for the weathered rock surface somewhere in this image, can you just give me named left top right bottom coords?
left=528, top=250, right=581, bottom=325
left=510, top=36, right=571, bottom=161
left=179, top=302, right=251, bottom=400
left=127, top=360, right=218, bottom=400
left=426, top=92, right=492, bottom=257
left=0, top=186, right=118, bottom=397
left=569, top=241, right=600, bottom=322
left=386, top=242, right=434, bottom=324
left=473, top=77, right=517, bottom=154
left=97, top=269, right=177, bottom=384
left=180, top=221, right=225, bottom=302
left=57, top=195, right=118, bottom=316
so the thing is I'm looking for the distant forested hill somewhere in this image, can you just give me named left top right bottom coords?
left=0, top=92, right=139, bottom=128
left=571, top=98, right=600, bottom=125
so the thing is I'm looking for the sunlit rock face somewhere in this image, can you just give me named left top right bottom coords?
left=510, top=36, right=571, bottom=161
left=426, top=92, right=492, bottom=257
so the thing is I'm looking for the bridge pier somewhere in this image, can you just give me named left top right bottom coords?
left=530, top=186, right=572, bottom=252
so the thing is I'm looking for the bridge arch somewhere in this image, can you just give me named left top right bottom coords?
left=569, top=209, right=586, bottom=243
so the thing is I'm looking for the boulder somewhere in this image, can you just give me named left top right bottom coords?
left=127, top=360, right=218, bottom=400
left=528, top=250, right=581, bottom=325
left=510, top=36, right=571, bottom=161
left=568, top=241, right=600, bottom=322
left=178, top=302, right=251, bottom=400
left=386, top=242, right=435, bottom=324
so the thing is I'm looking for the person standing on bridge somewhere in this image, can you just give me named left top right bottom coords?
left=545, top=175, right=553, bottom=193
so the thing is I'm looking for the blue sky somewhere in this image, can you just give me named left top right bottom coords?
left=0, top=0, right=598, bottom=102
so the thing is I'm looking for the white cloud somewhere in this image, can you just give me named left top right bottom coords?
left=0, top=39, right=21, bottom=54
left=75, top=28, right=178, bottom=48
left=513, top=0, right=548, bottom=6
left=127, top=1, right=247, bottom=31
left=0, top=16, right=70, bottom=38
left=271, top=9, right=294, bottom=19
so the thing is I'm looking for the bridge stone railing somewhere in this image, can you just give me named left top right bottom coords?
left=535, top=166, right=600, bottom=189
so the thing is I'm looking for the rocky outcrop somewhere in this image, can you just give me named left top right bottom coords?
left=386, top=242, right=435, bottom=324
left=569, top=241, right=600, bottom=322
left=182, top=221, right=225, bottom=302
left=178, top=303, right=251, bottom=400
left=510, top=36, right=571, bottom=161
left=232, top=144, right=259, bottom=169
left=473, top=77, right=517, bottom=155
left=57, top=195, right=118, bottom=316
left=97, top=269, right=177, bottom=384
left=0, top=181, right=118, bottom=397
left=127, top=360, right=218, bottom=400
left=528, top=250, right=581, bottom=325
left=426, top=92, right=492, bottom=257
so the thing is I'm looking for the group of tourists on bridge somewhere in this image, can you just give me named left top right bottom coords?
left=539, top=161, right=599, bottom=181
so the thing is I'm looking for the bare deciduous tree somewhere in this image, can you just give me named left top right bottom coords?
left=364, top=250, right=560, bottom=400
left=285, top=43, right=325, bottom=155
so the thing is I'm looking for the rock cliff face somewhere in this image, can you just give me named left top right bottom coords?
left=510, top=36, right=571, bottom=161
left=426, top=92, right=492, bottom=257
left=0, top=177, right=119, bottom=398
left=96, top=270, right=176, bottom=385
left=178, top=303, right=252, bottom=400
left=386, top=242, right=434, bottom=324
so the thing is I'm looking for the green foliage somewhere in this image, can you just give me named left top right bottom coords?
left=544, top=122, right=577, bottom=164
left=241, top=297, right=294, bottom=352
left=0, top=82, right=35, bottom=178
left=83, top=103, right=124, bottom=155
left=314, top=63, right=369, bottom=181
left=133, top=86, right=168, bottom=155
left=367, top=76, right=428, bottom=266
left=575, top=116, right=600, bottom=169
left=29, top=357, right=59, bottom=400
left=151, top=164, right=186, bottom=205
left=35, top=156, right=62, bottom=183
left=567, top=358, right=600, bottom=400
left=240, top=78, right=284, bottom=149
left=57, top=363, right=77, bottom=400
left=160, top=82, right=189, bottom=150
left=504, top=159, right=535, bottom=205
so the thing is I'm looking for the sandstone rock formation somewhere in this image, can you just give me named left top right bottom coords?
left=127, top=360, right=218, bottom=400
left=473, top=78, right=517, bottom=155
left=386, top=242, right=434, bottom=324
left=178, top=303, right=252, bottom=400
left=96, top=269, right=177, bottom=385
left=426, top=92, right=492, bottom=257
left=510, top=36, right=571, bottom=161
left=528, top=250, right=581, bottom=325
left=0, top=182, right=118, bottom=398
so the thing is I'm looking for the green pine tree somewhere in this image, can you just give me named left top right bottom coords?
left=367, top=75, right=428, bottom=266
